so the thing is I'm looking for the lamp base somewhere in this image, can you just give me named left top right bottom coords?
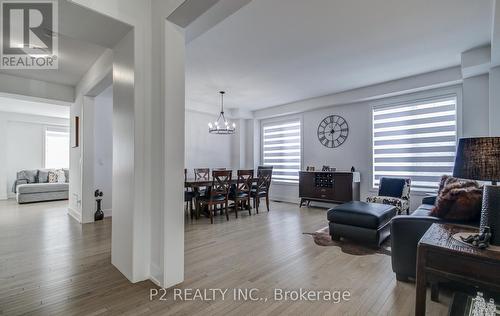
left=480, top=185, right=500, bottom=246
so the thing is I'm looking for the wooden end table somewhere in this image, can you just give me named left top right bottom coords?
left=416, top=223, right=500, bottom=316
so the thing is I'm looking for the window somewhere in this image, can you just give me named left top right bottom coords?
left=262, top=119, right=301, bottom=183
left=44, top=127, right=70, bottom=169
left=372, top=95, right=457, bottom=192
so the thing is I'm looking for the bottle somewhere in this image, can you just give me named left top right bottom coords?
left=486, top=298, right=496, bottom=316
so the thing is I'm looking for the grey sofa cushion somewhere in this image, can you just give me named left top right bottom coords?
left=17, top=183, right=69, bottom=194
left=17, top=170, right=38, bottom=183
left=63, top=168, right=69, bottom=182
left=38, top=169, right=50, bottom=183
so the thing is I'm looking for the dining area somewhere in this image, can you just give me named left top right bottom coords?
left=184, top=166, right=273, bottom=224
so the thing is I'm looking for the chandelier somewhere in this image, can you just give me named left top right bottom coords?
left=208, top=91, right=236, bottom=134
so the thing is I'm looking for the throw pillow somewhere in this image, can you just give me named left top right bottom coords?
left=48, top=170, right=58, bottom=183
left=38, top=169, right=49, bottom=183
left=56, top=169, right=66, bottom=183
left=17, top=170, right=38, bottom=183
left=430, top=175, right=483, bottom=221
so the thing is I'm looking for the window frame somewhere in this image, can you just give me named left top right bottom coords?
left=43, top=125, right=70, bottom=170
left=260, top=115, right=303, bottom=186
left=369, top=86, right=462, bottom=194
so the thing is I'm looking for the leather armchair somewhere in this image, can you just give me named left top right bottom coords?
left=390, top=196, right=478, bottom=282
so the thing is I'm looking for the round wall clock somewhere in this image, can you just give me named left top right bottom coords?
left=317, top=115, right=349, bottom=148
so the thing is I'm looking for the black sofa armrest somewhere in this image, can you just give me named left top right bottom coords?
left=390, top=215, right=440, bottom=280
left=421, top=195, right=436, bottom=206
left=12, top=179, right=28, bottom=193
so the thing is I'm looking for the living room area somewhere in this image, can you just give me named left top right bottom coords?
left=1, top=0, right=500, bottom=315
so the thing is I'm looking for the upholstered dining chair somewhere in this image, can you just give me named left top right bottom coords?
left=197, top=170, right=232, bottom=224
left=366, top=177, right=411, bottom=215
left=184, top=169, right=195, bottom=218
left=194, top=168, right=210, bottom=180
left=251, top=168, right=273, bottom=213
left=229, top=169, right=253, bottom=218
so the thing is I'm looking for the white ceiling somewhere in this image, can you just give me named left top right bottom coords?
left=186, top=0, right=494, bottom=111
left=0, top=0, right=131, bottom=87
left=0, top=96, right=69, bottom=118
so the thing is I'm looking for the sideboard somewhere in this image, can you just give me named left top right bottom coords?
left=299, top=171, right=360, bottom=206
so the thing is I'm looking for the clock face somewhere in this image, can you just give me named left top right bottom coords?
left=317, top=115, right=349, bottom=148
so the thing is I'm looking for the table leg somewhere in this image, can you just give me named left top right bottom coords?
left=415, top=247, right=427, bottom=316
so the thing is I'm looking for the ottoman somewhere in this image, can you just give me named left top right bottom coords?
left=327, top=201, right=397, bottom=246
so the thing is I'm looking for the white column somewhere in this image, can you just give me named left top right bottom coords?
left=490, top=66, right=500, bottom=136
left=0, top=114, right=7, bottom=200
left=162, top=20, right=185, bottom=288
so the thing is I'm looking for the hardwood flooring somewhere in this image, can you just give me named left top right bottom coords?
left=0, top=199, right=449, bottom=315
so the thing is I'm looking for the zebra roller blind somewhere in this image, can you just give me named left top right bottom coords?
left=372, top=95, right=457, bottom=192
left=262, top=119, right=301, bottom=183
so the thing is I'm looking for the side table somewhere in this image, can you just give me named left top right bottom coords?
left=416, top=223, right=500, bottom=316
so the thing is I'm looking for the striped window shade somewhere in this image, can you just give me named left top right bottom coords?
left=262, top=119, right=301, bottom=183
left=372, top=96, right=457, bottom=192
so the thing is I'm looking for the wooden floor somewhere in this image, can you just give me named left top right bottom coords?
left=0, top=199, right=449, bottom=315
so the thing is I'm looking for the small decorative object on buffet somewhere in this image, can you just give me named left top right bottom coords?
left=351, top=166, right=355, bottom=172
left=306, top=166, right=315, bottom=172
left=322, top=165, right=330, bottom=171
left=94, top=189, right=104, bottom=221
left=460, top=226, right=492, bottom=249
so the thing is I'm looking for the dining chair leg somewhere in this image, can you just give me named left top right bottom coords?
left=256, top=198, right=259, bottom=214
left=266, top=195, right=270, bottom=212
left=234, top=200, right=239, bottom=218
left=247, top=197, right=251, bottom=216
left=209, top=204, right=214, bottom=224
left=225, top=201, right=229, bottom=221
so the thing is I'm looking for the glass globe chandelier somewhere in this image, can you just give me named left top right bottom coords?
left=208, top=91, right=236, bottom=134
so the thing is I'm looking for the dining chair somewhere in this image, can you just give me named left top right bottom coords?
left=184, top=169, right=195, bottom=219
left=197, top=170, right=232, bottom=224
left=258, top=165, right=273, bottom=170
left=194, top=168, right=210, bottom=180
left=229, top=169, right=253, bottom=218
left=250, top=168, right=273, bottom=213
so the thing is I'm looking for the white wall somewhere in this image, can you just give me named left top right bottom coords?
left=184, top=109, right=232, bottom=175
left=0, top=112, right=69, bottom=199
left=69, top=49, right=113, bottom=223
left=94, top=86, right=113, bottom=214
left=256, top=86, right=467, bottom=212
left=462, top=74, right=490, bottom=136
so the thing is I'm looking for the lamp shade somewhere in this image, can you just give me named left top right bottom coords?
left=452, top=137, right=500, bottom=182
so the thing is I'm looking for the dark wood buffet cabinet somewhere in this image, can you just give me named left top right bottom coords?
left=299, top=171, right=360, bottom=207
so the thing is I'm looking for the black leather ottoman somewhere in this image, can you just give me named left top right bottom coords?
left=327, top=201, right=397, bottom=246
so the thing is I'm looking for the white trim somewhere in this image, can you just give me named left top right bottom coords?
left=103, top=208, right=112, bottom=217
left=67, top=207, right=82, bottom=223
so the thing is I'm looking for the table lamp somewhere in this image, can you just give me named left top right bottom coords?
left=453, top=137, right=500, bottom=245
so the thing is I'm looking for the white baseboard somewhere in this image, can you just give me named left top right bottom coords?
left=150, top=263, right=162, bottom=286
left=68, top=207, right=82, bottom=223
left=103, top=208, right=112, bottom=217
left=269, top=195, right=299, bottom=204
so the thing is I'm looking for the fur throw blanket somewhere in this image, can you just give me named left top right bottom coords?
left=430, top=175, right=483, bottom=221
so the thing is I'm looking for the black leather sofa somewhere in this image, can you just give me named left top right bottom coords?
left=390, top=196, right=479, bottom=282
